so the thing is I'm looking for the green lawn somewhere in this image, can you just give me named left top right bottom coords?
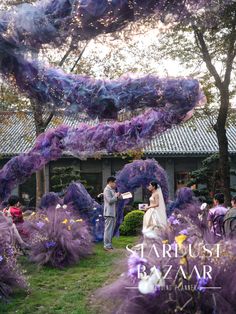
left=0, top=236, right=137, bottom=314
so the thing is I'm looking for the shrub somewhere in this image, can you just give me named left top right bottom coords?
left=120, top=210, right=144, bottom=236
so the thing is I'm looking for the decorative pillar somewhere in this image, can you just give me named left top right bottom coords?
left=44, top=164, right=50, bottom=193
left=165, top=159, right=175, bottom=200
left=134, top=187, right=143, bottom=202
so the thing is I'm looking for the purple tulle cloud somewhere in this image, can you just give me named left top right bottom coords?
left=0, top=54, right=205, bottom=119
left=40, top=192, right=62, bottom=209
left=114, top=159, right=169, bottom=235
left=168, top=187, right=196, bottom=214
left=64, top=182, right=97, bottom=211
left=0, top=0, right=213, bottom=51
left=116, top=159, right=169, bottom=202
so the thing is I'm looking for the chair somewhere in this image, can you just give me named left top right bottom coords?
left=212, top=214, right=225, bottom=238
left=223, top=215, right=236, bottom=238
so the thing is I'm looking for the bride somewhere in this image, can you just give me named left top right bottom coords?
left=142, top=181, right=168, bottom=239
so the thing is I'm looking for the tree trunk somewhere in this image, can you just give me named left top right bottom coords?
left=31, top=42, right=88, bottom=205
left=36, top=169, right=45, bottom=206
left=33, top=101, right=46, bottom=206
left=214, top=89, right=231, bottom=206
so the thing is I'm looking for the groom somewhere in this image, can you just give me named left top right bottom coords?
left=103, top=176, right=121, bottom=251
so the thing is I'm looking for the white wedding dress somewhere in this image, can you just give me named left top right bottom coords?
left=142, top=187, right=168, bottom=239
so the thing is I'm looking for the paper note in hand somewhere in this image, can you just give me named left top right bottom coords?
left=121, top=192, right=133, bottom=199
left=138, top=204, right=148, bottom=210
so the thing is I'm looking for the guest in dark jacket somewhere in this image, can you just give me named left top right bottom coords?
left=224, top=196, right=236, bottom=238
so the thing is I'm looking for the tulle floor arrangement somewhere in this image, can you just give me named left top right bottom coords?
left=96, top=191, right=236, bottom=314
left=25, top=204, right=93, bottom=268
left=0, top=215, right=27, bottom=301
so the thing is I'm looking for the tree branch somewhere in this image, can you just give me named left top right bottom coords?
left=70, top=40, right=90, bottom=73
left=224, top=11, right=236, bottom=87
left=43, top=111, right=54, bottom=128
left=59, top=38, right=76, bottom=67
left=192, top=25, right=223, bottom=89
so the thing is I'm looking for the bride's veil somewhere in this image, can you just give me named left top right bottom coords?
left=157, top=186, right=168, bottom=226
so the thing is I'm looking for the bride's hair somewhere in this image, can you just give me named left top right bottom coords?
left=150, top=181, right=160, bottom=190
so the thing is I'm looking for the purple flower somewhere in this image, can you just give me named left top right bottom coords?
left=6, top=247, right=14, bottom=256
left=179, top=229, right=188, bottom=235
left=0, top=255, right=3, bottom=262
left=36, top=221, right=45, bottom=229
left=128, top=253, right=147, bottom=280
left=45, top=241, right=56, bottom=249
left=168, top=215, right=180, bottom=225
left=170, top=242, right=177, bottom=251
left=196, top=276, right=209, bottom=292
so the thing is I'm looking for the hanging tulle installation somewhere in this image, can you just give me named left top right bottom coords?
left=0, top=0, right=214, bottom=51
left=0, top=53, right=205, bottom=119
left=0, top=93, right=203, bottom=202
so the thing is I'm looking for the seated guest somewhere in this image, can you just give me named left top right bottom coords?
left=207, top=193, right=228, bottom=237
left=0, top=210, right=29, bottom=251
left=4, top=196, right=30, bottom=241
left=223, top=196, right=236, bottom=238
left=5, top=195, right=24, bottom=224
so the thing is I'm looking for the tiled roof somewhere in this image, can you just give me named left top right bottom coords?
left=0, top=112, right=236, bottom=157
left=145, top=117, right=236, bottom=155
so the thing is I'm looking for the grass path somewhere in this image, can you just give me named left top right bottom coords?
left=0, top=236, right=137, bottom=314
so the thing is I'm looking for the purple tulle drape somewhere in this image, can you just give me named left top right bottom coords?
left=0, top=98, right=202, bottom=201
left=0, top=0, right=208, bottom=202
left=0, top=54, right=204, bottom=119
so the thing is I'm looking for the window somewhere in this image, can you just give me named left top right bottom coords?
left=175, top=172, right=196, bottom=190
left=175, top=172, right=189, bottom=190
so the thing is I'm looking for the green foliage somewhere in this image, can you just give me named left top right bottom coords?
left=187, top=153, right=236, bottom=201
left=187, top=154, right=220, bottom=199
left=50, top=166, right=92, bottom=193
left=191, top=188, right=212, bottom=204
left=120, top=210, right=144, bottom=236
